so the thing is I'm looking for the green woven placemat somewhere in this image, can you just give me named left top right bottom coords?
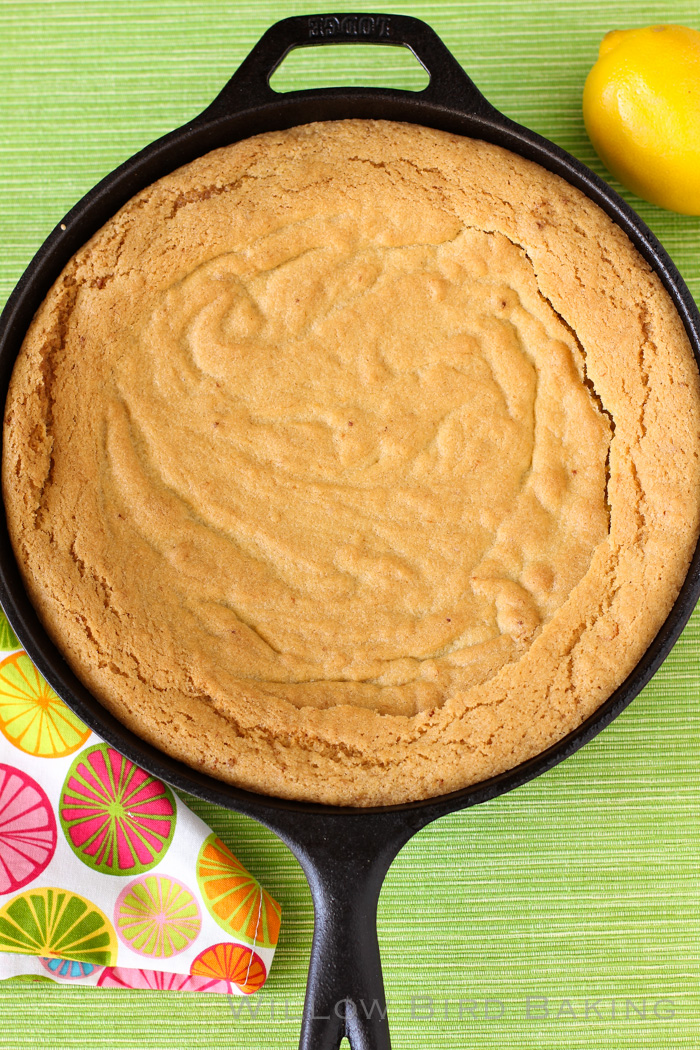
left=1, top=1, right=699, bottom=1047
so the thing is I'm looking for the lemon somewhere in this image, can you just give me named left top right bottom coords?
left=583, top=24, right=700, bottom=214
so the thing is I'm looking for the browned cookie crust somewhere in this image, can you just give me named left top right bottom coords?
left=4, top=120, right=700, bottom=805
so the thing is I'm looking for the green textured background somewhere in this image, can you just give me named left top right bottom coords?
left=1, top=1, right=699, bottom=1047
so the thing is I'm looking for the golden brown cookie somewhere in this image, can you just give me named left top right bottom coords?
left=4, top=120, right=700, bottom=805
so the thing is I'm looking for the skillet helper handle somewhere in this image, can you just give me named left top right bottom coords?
left=202, top=12, right=496, bottom=117
left=290, top=815, right=415, bottom=1050
left=301, top=867, right=388, bottom=1050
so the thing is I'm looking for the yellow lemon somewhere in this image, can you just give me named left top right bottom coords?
left=583, top=24, right=700, bottom=214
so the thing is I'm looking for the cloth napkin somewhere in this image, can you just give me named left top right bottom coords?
left=0, top=609, right=280, bottom=994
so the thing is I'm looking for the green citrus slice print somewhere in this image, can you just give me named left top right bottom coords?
left=0, top=887, right=117, bottom=964
left=60, top=744, right=176, bottom=875
left=196, top=834, right=281, bottom=949
left=0, top=652, right=91, bottom=758
left=115, top=875, right=201, bottom=958
left=0, top=612, right=19, bottom=652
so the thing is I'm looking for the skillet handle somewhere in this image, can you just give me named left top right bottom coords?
left=285, top=813, right=416, bottom=1050
left=201, top=12, right=497, bottom=118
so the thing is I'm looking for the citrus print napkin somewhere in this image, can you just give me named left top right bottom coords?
left=0, top=609, right=280, bottom=994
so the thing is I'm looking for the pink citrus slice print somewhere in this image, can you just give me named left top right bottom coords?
left=0, top=764, right=57, bottom=894
left=196, top=833, right=281, bottom=948
left=115, top=875, right=201, bottom=958
left=0, top=652, right=91, bottom=758
left=98, top=966, right=230, bottom=992
left=59, top=744, right=176, bottom=875
left=190, top=943, right=267, bottom=995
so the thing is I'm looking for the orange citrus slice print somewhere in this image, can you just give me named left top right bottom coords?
left=0, top=652, right=90, bottom=758
left=196, top=834, right=281, bottom=949
left=190, top=942, right=267, bottom=995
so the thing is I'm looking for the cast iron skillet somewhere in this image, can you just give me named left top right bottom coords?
left=1, top=13, right=700, bottom=1050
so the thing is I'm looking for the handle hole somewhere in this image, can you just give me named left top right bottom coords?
left=269, top=43, right=430, bottom=94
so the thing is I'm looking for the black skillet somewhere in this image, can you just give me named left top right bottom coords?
left=1, top=13, right=700, bottom=1050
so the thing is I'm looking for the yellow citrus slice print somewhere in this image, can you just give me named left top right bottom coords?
left=196, top=834, right=281, bottom=949
left=0, top=652, right=90, bottom=758
left=0, top=887, right=117, bottom=965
